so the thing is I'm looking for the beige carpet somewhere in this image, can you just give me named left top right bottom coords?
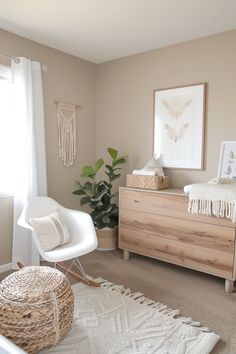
left=1, top=250, right=236, bottom=353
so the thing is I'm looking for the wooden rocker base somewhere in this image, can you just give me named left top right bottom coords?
left=56, top=262, right=100, bottom=287
left=17, top=261, right=100, bottom=288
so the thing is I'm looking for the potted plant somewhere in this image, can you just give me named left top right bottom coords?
left=73, top=148, right=127, bottom=250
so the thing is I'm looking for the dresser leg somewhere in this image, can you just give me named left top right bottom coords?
left=123, top=250, right=130, bottom=261
left=225, top=279, right=234, bottom=293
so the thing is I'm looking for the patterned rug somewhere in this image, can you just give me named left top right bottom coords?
left=42, top=278, right=219, bottom=354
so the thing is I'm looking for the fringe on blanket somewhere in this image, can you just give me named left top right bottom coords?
left=188, top=199, right=236, bottom=222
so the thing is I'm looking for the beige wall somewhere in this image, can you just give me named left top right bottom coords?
left=95, top=29, right=236, bottom=188
left=0, top=29, right=96, bottom=265
left=1, top=28, right=236, bottom=266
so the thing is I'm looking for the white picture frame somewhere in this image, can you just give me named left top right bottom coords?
left=153, top=83, right=206, bottom=169
left=217, top=141, right=236, bottom=179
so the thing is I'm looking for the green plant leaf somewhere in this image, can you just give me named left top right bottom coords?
left=72, top=189, right=86, bottom=196
left=110, top=174, right=121, bottom=182
left=108, top=218, right=117, bottom=229
left=75, top=181, right=83, bottom=188
left=90, top=209, right=102, bottom=219
left=91, top=187, right=108, bottom=202
left=103, top=204, right=113, bottom=213
left=102, top=181, right=112, bottom=189
left=109, top=205, right=118, bottom=215
left=108, top=148, right=118, bottom=160
left=96, top=221, right=107, bottom=229
left=96, top=183, right=109, bottom=194
left=80, top=196, right=91, bottom=206
left=81, top=166, right=96, bottom=178
left=84, top=181, right=93, bottom=193
left=97, top=180, right=109, bottom=187
left=102, top=215, right=110, bottom=224
left=105, top=164, right=114, bottom=173
left=90, top=201, right=103, bottom=208
left=112, top=157, right=127, bottom=167
left=95, top=158, right=104, bottom=172
left=105, top=171, right=115, bottom=179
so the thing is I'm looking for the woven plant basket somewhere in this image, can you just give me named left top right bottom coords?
left=96, top=227, right=118, bottom=251
left=0, top=266, right=74, bottom=354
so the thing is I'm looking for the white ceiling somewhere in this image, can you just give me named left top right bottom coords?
left=0, top=0, right=236, bottom=63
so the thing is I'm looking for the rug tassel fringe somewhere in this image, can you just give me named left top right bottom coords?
left=88, top=276, right=211, bottom=333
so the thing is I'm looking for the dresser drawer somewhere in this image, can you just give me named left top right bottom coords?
left=119, top=208, right=235, bottom=279
left=120, top=188, right=234, bottom=228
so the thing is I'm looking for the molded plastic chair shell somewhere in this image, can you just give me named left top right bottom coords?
left=18, top=196, right=98, bottom=263
left=0, top=334, right=27, bottom=354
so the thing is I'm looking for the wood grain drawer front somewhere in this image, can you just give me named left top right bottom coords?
left=119, top=209, right=235, bottom=279
left=120, top=189, right=234, bottom=228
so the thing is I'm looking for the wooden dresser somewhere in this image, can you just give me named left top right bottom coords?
left=119, top=187, right=236, bottom=293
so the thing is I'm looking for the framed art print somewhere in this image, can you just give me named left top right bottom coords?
left=153, top=83, right=206, bottom=169
left=218, top=141, right=236, bottom=178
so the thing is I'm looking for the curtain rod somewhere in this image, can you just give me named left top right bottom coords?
left=0, top=53, right=20, bottom=63
left=0, top=54, right=47, bottom=71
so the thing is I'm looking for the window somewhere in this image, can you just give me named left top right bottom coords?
left=0, top=65, right=14, bottom=194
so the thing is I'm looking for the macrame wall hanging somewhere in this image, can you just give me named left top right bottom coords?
left=54, top=84, right=81, bottom=168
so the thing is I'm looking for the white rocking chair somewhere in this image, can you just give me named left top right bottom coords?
left=18, top=196, right=99, bottom=287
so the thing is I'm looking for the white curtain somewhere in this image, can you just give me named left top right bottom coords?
left=11, top=57, right=47, bottom=269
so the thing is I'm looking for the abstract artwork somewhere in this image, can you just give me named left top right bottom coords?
left=154, top=83, right=206, bottom=169
left=218, top=141, right=236, bottom=178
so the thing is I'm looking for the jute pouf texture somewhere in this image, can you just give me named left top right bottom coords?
left=0, top=266, right=74, bottom=354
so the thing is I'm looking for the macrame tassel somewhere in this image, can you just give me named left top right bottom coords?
left=57, top=102, right=77, bottom=167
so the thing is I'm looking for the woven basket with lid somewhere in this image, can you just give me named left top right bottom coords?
left=0, top=266, right=74, bottom=354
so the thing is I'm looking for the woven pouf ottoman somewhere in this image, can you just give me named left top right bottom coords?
left=0, top=266, right=74, bottom=354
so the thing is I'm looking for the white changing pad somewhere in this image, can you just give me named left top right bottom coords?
left=183, top=178, right=233, bottom=194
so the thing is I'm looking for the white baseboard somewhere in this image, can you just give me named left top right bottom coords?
left=0, top=263, right=12, bottom=273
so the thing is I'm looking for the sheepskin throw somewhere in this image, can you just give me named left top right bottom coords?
left=188, top=179, right=236, bottom=222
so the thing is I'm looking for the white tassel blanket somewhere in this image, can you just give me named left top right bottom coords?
left=187, top=179, right=236, bottom=222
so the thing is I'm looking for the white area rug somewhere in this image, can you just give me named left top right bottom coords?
left=42, top=278, right=219, bottom=354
